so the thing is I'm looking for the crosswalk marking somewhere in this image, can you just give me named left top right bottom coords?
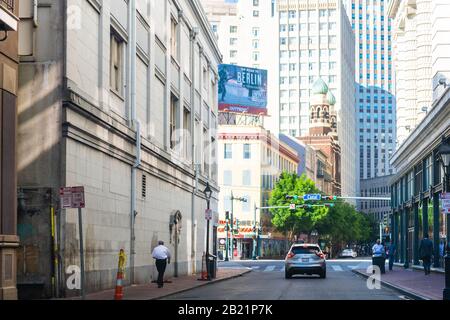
left=236, top=263, right=364, bottom=273
left=332, top=265, right=343, bottom=272
left=264, top=266, right=276, bottom=272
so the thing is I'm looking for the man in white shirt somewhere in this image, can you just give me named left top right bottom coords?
left=152, top=241, right=171, bottom=288
left=372, top=239, right=386, bottom=274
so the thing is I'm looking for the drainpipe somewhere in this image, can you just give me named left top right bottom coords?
left=190, top=28, right=198, bottom=275
left=129, top=0, right=139, bottom=285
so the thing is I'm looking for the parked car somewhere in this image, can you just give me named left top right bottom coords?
left=339, top=248, right=358, bottom=259
left=285, top=244, right=327, bottom=279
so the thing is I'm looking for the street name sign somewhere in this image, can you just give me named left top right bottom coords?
left=303, top=194, right=322, bottom=201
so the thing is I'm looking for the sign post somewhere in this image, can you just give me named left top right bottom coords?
left=60, top=186, right=86, bottom=299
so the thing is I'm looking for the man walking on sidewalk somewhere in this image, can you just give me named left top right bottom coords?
left=419, top=234, right=433, bottom=275
left=387, top=242, right=397, bottom=271
left=152, top=241, right=171, bottom=288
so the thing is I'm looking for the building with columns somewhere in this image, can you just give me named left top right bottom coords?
left=0, top=0, right=19, bottom=301
left=16, top=0, right=221, bottom=298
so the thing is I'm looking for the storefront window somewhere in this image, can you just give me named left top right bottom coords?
left=428, top=202, right=434, bottom=240
left=418, top=206, right=423, bottom=242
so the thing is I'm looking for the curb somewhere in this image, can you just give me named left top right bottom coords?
left=150, top=268, right=253, bottom=300
left=352, top=269, right=432, bottom=301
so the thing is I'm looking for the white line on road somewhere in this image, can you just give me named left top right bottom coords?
left=251, top=266, right=260, bottom=270
left=264, top=266, right=276, bottom=272
left=347, top=266, right=359, bottom=270
left=331, top=265, right=343, bottom=272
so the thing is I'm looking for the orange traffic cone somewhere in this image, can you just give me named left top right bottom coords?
left=114, top=249, right=126, bottom=300
left=114, top=271, right=124, bottom=300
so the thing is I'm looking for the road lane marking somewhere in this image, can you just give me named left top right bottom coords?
left=331, top=265, right=343, bottom=272
left=264, top=266, right=276, bottom=272
left=348, top=266, right=359, bottom=270
left=251, top=266, right=260, bottom=270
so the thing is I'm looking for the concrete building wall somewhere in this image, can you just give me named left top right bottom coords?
left=16, top=0, right=221, bottom=298
left=0, top=0, right=20, bottom=301
left=388, top=0, right=432, bottom=146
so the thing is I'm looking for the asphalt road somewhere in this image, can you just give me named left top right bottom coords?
left=163, top=258, right=405, bottom=300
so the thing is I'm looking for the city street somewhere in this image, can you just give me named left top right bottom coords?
left=163, top=259, right=405, bottom=300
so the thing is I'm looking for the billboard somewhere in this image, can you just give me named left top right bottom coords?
left=218, top=64, right=268, bottom=115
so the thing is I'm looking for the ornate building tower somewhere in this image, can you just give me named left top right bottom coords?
left=298, top=78, right=341, bottom=195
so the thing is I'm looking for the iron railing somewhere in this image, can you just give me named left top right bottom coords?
left=0, top=0, right=14, bottom=12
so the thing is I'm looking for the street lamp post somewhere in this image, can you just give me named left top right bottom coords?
left=253, top=205, right=258, bottom=260
left=225, top=211, right=230, bottom=262
left=437, top=137, right=450, bottom=300
left=204, top=183, right=213, bottom=280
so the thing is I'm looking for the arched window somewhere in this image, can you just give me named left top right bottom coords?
left=317, top=107, right=321, bottom=119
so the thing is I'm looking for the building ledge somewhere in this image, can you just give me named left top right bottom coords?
left=0, top=5, right=18, bottom=31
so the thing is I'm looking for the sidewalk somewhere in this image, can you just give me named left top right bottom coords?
left=353, top=265, right=445, bottom=300
left=63, top=268, right=251, bottom=300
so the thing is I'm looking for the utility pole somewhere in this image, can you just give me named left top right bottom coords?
left=229, top=191, right=247, bottom=261
left=253, top=205, right=258, bottom=260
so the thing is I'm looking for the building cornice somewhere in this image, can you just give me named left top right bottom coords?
left=390, top=87, right=450, bottom=177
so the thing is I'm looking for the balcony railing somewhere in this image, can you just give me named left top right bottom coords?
left=0, top=0, right=14, bottom=12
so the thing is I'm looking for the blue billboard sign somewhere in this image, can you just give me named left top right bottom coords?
left=218, top=64, right=268, bottom=115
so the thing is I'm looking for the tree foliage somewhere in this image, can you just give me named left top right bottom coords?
left=268, top=172, right=378, bottom=250
left=268, top=173, right=328, bottom=241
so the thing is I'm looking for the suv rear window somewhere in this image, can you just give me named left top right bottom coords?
left=291, top=246, right=320, bottom=254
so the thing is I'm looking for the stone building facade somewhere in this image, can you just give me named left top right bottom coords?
left=0, top=0, right=19, bottom=300
left=16, top=0, right=221, bottom=298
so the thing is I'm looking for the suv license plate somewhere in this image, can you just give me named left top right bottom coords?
left=302, top=258, right=309, bottom=262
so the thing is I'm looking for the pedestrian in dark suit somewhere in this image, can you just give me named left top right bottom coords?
left=419, top=234, right=433, bottom=275
left=387, top=242, right=397, bottom=271
left=152, top=241, right=171, bottom=288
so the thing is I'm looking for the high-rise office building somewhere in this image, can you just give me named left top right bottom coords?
left=276, top=0, right=357, bottom=199
left=388, top=0, right=450, bottom=145
left=203, top=0, right=280, bottom=133
left=343, top=0, right=397, bottom=181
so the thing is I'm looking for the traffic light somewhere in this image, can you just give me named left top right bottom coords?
left=324, top=203, right=335, bottom=208
left=323, top=196, right=338, bottom=201
left=225, top=211, right=230, bottom=220
left=286, top=195, right=299, bottom=200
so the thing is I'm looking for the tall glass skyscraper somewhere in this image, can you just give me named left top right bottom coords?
left=345, top=0, right=397, bottom=180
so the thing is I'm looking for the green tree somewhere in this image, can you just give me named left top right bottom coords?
left=316, top=202, right=372, bottom=256
left=268, top=173, right=328, bottom=242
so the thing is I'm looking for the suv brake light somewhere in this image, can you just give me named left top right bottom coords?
left=316, top=252, right=325, bottom=259
left=287, top=252, right=295, bottom=259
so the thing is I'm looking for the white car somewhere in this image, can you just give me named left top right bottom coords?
left=339, top=249, right=357, bottom=259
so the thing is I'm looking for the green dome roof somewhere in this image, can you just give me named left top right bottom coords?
left=326, top=90, right=336, bottom=105
left=312, top=78, right=329, bottom=95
